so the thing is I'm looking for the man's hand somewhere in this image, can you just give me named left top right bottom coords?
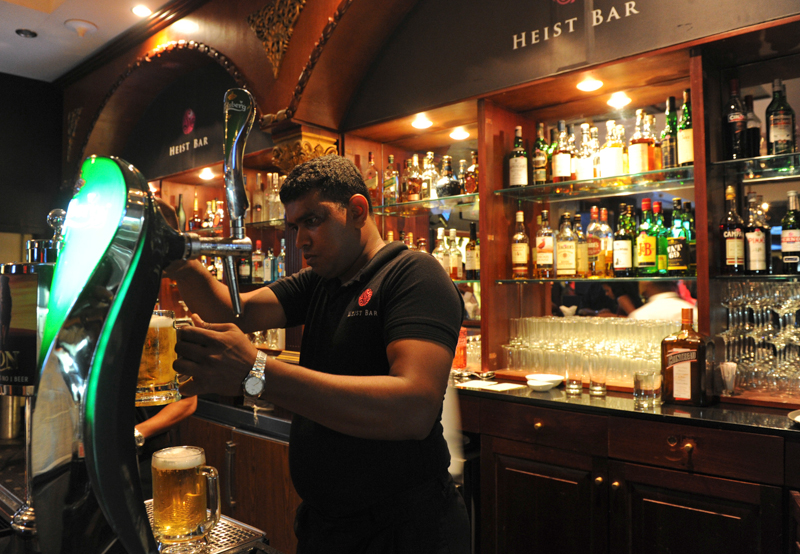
left=155, top=197, right=180, bottom=230
left=174, top=313, right=258, bottom=397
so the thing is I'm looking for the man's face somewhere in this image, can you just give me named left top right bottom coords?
left=284, top=190, right=362, bottom=280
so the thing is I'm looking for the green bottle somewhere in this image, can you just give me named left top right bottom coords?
left=683, top=202, right=696, bottom=275
left=661, top=96, right=678, bottom=169
left=668, top=198, right=689, bottom=276
left=653, top=201, right=669, bottom=275
left=636, top=198, right=657, bottom=276
left=613, top=203, right=634, bottom=277
left=766, top=78, right=796, bottom=159
left=677, top=89, right=693, bottom=167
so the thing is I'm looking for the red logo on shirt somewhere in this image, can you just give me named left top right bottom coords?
left=358, top=289, right=373, bottom=307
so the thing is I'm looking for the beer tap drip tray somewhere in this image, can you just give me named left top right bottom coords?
left=144, top=500, right=274, bottom=554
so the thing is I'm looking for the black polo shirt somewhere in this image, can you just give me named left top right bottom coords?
left=269, top=241, right=464, bottom=514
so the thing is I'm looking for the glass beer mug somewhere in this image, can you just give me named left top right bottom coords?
left=136, top=310, right=181, bottom=406
left=151, top=446, right=221, bottom=553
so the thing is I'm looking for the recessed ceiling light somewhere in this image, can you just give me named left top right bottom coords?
left=450, top=127, right=470, bottom=140
left=199, top=168, right=215, bottom=180
left=411, top=113, right=433, bottom=129
left=64, top=19, right=98, bottom=37
left=173, top=19, right=199, bottom=33
left=132, top=5, right=152, bottom=17
left=607, top=91, right=632, bottom=109
left=577, top=77, right=603, bottom=92
left=15, top=29, right=37, bottom=38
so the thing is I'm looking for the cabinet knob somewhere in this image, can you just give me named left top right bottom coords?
left=595, top=476, right=603, bottom=486
left=534, top=422, right=543, bottom=430
left=611, top=481, right=620, bottom=490
left=683, top=442, right=694, bottom=453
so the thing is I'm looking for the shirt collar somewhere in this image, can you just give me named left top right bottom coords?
left=322, top=242, right=408, bottom=293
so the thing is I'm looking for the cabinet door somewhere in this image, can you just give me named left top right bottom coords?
left=608, top=461, right=782, bottom=554
left=481, top=435, right=607, bottom=554
left=175, top=416, right=234, bottom=512
left=230, top=429, right=302, bottom=554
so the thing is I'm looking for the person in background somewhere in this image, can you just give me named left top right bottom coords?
left=628, top=280, right=697, bottom=322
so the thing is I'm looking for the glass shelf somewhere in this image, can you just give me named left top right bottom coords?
left=494, top=166, right=694, bottom=203
left=453, top=280, right=480, bottom=285
left=375, top=193, right=478, bottom=216
left=714, top=274, right=798, bottom=281
left=496, top=275, right=697, bottom=284
left=712, top=152, right=800, bottom=183
left=247, top=219, right=285, bottom=230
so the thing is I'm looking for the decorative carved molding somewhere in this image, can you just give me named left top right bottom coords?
left=260, top=0, right=354, bottom=130
left=271, top=131, right=338, bottom=173
left=247, top=0, right=307, bottom=79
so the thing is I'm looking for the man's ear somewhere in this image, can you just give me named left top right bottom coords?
left=348, top=194, right=370, bottom=227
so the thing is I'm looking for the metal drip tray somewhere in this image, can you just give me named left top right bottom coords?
left=145, top=500, right=267, bottom=554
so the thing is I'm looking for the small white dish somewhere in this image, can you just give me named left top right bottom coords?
left=525, top=374, right=563, bottom=386
left=788, top=409, right=800, bottom=424
left=527, top=379, right=557, bottom=392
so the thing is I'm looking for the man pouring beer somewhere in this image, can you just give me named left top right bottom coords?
left=164, top=155, right=470, bottom=553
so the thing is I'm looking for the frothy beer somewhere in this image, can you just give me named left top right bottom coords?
left=152, top=446, right=207, bottom=542
left=136, top=311, right=179, bottom=406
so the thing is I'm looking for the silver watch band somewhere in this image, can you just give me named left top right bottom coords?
left=252, top=350, right=268, bottom=378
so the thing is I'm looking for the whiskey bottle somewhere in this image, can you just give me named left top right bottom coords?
left=546, top=127, right=558, bottom=182
left=383, top=154, right=399, bottom=205
left=457, top=159, right=468, bottom=193
left=636, top=198, right=657, bottom=276
left=586, top=206, right=605, bottom=277
left=600, top=120, right=624, bottom=178
left=407, top=155, right=422, bottom=202
left=613, top=204, right=634, bottom=277
left=647, top=115, right=662, bottom=171
left=435, top=156, right=463, bottom=198
left=511, top=211, right=530, bottom=279
left=600, top=207, right=614, bottom=276
left=449, top=228, right=463, bottom=280
left=465, top=151, right=479, bottom=193
left=653, top=201, right=669, bottom=275
left=567, top=123, right=578, bottom=180
left=556, top=212, right=577, bottom=278
left=629, top=109, right=654, bottom=174
left=190, top=193, right=203, bottom=231
left=766, top=78, right=796, bottom=156
left=399, top=159, right=411, bottom=202
left=744, top=95, right=763, bottom=159
left=552, top=120, right=572, bottom=183
left=667, top=198, right=689, bottom=276
left=781, top=190, right=800, bottom=274
left=416, top=237, right=428, bottom=253
left=573, top=213, right=589, bottom=277
left=683, top=202, right=697, bottom=276
left=575, top=123, right=595, bottom=181
left=661, top=96, right=678, bottom=169
left=363, top=151, right=381, bottom=207
left=433, top=227, right=450, bottom=273
left=745, top=193, right=770, bottom=276
left=403, top=232, right=414, bottom=249
left=238, top=252, right=252, bottom=285
left=176, top=193, right=187, bottom=232
left=720, top=185, right=745, bottom=275
left=509, top=126, right=529, bottom=187
left=724, top=78, right=747, bottom=160
left=677, top=89, right=694, bottom=166
left=465, top=222, right=480, bottom=280
left=535, top=210, right=555, bottom=278
left=252, top=240, right=264, bottom=285
left=421, top=152, right=439, bottom=200
left=661, top=308, right=716, bottom=407
left=617, top=124, right=630, bottom=175
left=532, top=123, right=548, bottom=186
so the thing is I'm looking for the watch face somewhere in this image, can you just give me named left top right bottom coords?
left=244, top=376, right=264, bottom=396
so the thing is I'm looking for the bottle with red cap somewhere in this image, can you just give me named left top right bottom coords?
left=252, top=240, right=264, bottom=284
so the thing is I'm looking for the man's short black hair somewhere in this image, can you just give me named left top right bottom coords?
left=279, top=154, right=372, bottom=213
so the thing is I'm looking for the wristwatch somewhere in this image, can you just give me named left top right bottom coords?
left=242, top=350, right=268, bottom=398
left=134, top=428, right=145, bottom=449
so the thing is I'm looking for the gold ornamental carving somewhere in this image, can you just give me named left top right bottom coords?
left=271, top=132, right=338, bottom=173
left=247, top=0, right=306, bottom=79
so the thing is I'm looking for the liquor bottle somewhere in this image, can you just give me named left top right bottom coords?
left=766, top=78, right=796, bottom=156
left=652, top=201, right=669, bottom=275
left=613, top=204, right=634, bottom=277
left=576, top=123, right=595, bottom=181
left=556, top=212, right=577, bottom=278
left=661, top=308, right=716, bottom=407
left=573, top=213, right=589, bottom=278
left=585, top=206, right=605, bottom=277
left=600, top=207, right=614, bottom=276
left=567, top=123, right=578, bottom=180
left=756, top=195, right=772, bottom=274
left=745, top=193, right=770, bottom=276
left=383, top=154, right=399, bottom=205
left=724, top=78, right=747, bottom=160
left=399, top=159, right=411, bottom=203
left=252, top=240, right=264, bottom=285
left=190, top=193, right=203, bottom=231
left=407, top=155, right=422, bottom=202
left=744, top=95, right=763, bottom=159
left=203, top=200, right=214, bottom=228
left=457, top=159, right=468, bottom=194
left=416, top=237, right=428, bottom=253
left=647, top=115, right=662, bottom=170
left=433, top=227, right=450, bottom=273
left=175, top=194, right=187, bottom=232
left=683, top=201, right=697, bottom=276
left=363, top=151, right=381, bottom=207
left=668, top=198, right=689, bottom=276
left=617, top=124, right=629, bottom=174
left=274, top=238, right=286, bottom=281
left=629, top=109, right=654, bottom=174
left=546, top=127, right=558, bottom=182
left=600, top=120, right=624, bottom=178
left=436, top=156, right=463, bottom=198
left=509, top=126, right=529, bottom=187
left=465, top=222, right=480, bottom=280
left=635, top=198, right=656, bottom=276
left=678, top=89, right=694, bottom=166
left=511, top=211, right=530, bottom=279
left=264, top=248, right=274, bottom=283
left=255, top=173, right=266, bottom=223
left=238, top=252, right=252, bottom=285
left=533, top=210, right=553, bottom=279
left=661, top=96, right=678, bottom=169
left=216, top=199, right=225, bottom=229
left=781, top=190, right=800, bottom=274
left=386, top=230, right=395, bottom=243
left=720, top=185, right=745, bottom=275
left=552, top=120, right=572, bottom=183
left=214, top=256, right=224, bottom=282
left=421, top=151, right=440, bottom=199
left=403, top=232, right=414, bottom=249
left=449, top=228, right=463, bottom=280
left=465, top=151, right=479, bottom=193
left=532, top=123, right=548, bottom=186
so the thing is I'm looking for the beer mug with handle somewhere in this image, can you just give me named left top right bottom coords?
left=151, top=446, right=221, bottom=553
left=136, top=310, right=180, bottom=406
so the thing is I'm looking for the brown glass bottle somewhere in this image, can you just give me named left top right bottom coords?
left=661, top=308, right=716, bottom=406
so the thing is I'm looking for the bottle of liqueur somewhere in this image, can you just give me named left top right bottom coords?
left=567, top=123, right=578, bottom=180
left=647, top=115, right=662, bottom=171
left=683, top=201, right=697, bottom=275
left=720, top=185, right=745, bottom=275
left=652, top=201, right=669, bottom=275
left=629, top=109, right=654, bottom=174
left=636, top=198, right=657, bottom=276
left=532, top=123, right=549, bottom=186
left=576, top=123, right=595, bottom=181
left=677, top=89, right=694, bottom=166
left=600, top=120, right=625, bottom=178
left=614, top=204, right=635, bottom=277
left=535, top=210, right=555, bottom=278
left=363, top=151, right=381, bottom=207
left=509, top=126, right=529, bottom=187
left=744, top=95, right=763, bottom=159
left=661, top=308, right=716, bottom=407
left=465, top=222, right=480, bottom=280
left=433, top=227, right=450, bottom=273
left=556, top=212, right=577, bottom=278
left=421, top=151, right=440, bottom=200
left=573, top=213, right=589, bottom=277
left=448, top=228, right=463, bottom=280
left=745, top=193, right=770, bottom=276
left=465, top=151, right=479, bottom=193
left=766, top=78, right=796, bottom=157
left=551, top=120, right=572, bottom=184
left=383, top=154, right=399, bottom=205
left=407, top=155, right=422, bottom=202
left=661, top=96, right=679, bottom=169
left=668, top=199, right=689, bottom=276
left=600, top=207, right=614, bottom=276
left=436, top=156, right=462, bottom=198
left=252, top=240, right=264, bottom=285
left=782, top=190, right=800, bottom=274
left=586, top=206, right=605, bottom=277
left=511, top=211, right=530, bottom=279
left=724, top=78, right=747, bottom=160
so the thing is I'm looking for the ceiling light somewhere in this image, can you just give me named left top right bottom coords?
left=199, top=168, right=215, bottom=180
left=15, top=29, right=37, bottom=38
left=411, top=113, right=433, bottom=129
left=132, top=5, right=152, bottom=17
left=173, top=19, right=199, bottom=33
left=450, top=127, right=470, bottom=140
left=64, top=19, right=98, bottom=37
left=577, top=77, right=603, bottom=92
left=607, top=92, right=632, bottom=110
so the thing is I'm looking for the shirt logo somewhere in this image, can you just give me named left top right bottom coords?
left=358, top=289, right=373, bottom=307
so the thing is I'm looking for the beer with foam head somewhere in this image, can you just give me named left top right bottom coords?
left=136, top=310, right=179, bottom=406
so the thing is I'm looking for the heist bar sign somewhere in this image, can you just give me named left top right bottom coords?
left=511, top=1, right=640, bottom=50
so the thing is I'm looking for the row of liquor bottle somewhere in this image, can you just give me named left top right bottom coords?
left=724, top=77, right=795, bottom=160
left=247, top=172, right=286, bottom=224
left=175, top=194, right=227, bottom=233
left=511, top=198, right=697, bottom=279
left=720, top=186, right=800, bottom=275
left=363, top=151, right=479, bottom=207
left=386, top=222, right=480, bottom=281
left=236, top=239, right=287, bottom=285
left=508, top=91, right=694, bottom=188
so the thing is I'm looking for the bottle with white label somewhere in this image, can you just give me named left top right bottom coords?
left=433, top=227, right=450, bottom=273
left=509, top=126, right=529, bottom=187
left=745, top=193, right=770, bottom=276
left=720, top=185, right=745, bottom=275
left=781, top=190, right=800, bottom=274
left=535, top=210, right=555, bottom=278
left=573, top=213, right=589, bottom=278
left=552, top=120, right=572, bottom=183
left=662, top=308, right=715, bottom=406
left=511, top=211, right=530, bottom=279
left=448, top=228, right=463, bottom=280
left=677, top=88, right=694, bottom=166
left=629, top=109, right=654, bottom=174
left=252, top=240, right=264, bottom=285
left=556, top=212, right=577, bottom=278
left=586, top=206, right=606, bottom=277
left=600, top=120, right=625, bottom=178
left=576, top=123, right=595, bottom=181
left=766, top=78, right=796, bottom=156
left=613, top=204, right=634, bottom=277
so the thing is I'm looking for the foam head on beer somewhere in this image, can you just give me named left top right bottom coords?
left=152, top=445, right=205, bottom=470
left=150, top=313, right=174, bottom=329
